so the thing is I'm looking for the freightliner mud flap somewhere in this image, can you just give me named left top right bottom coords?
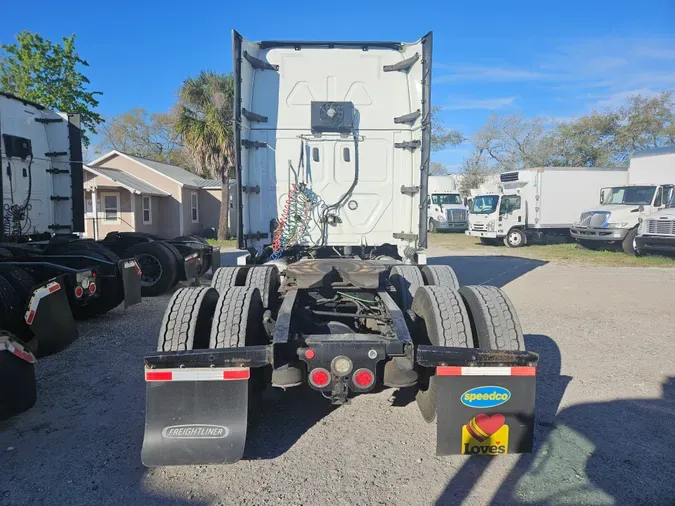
left=120, top=259, right=142, bottom=308
left=25, top=276, right=78, bottom=352
left=417, top=346, right=538, bottom=456
left=141, top=346, right=271, bottom=466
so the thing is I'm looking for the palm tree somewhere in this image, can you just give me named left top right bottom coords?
left=175, top=71, right=234, bottom=240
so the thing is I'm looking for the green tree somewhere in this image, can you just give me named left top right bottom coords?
left=0, top=30, right=103, bottom=146
left=431, top=105, right=464, bottom=151
left=550, top=111, right=620, bottom=167
left=615, top=91, right=675, bottom=160
left=175, top=71, right=234, bottom=240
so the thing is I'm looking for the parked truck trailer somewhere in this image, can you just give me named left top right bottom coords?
left=571, top=146, right=675, bottom=254
left=141, top=30, right=539, bottom=467
left=467, top=167, right=628, bottom=247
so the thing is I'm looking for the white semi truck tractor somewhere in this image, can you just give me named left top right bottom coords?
left=427, top=175, right=467, bottom=232
left=467, top=167, right=628, bottom=247
left=571, top=147, right=675, bottom=254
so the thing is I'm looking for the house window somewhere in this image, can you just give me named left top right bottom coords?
left=191, top=192, right=199, bottom=223
left=102, top=193, right=120, bottom=222
left=142, top=196, right=152, bottom=225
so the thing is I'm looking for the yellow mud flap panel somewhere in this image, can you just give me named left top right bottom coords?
left=435, top=366, right=536, bottom=455
left=141, top=367, right=250, bottom=466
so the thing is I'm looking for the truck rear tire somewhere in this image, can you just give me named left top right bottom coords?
left=389, top=265, right=424, bottom=311
left=412, top=285, right=473, bottom=423
left=421, top=265, right=459, bottom=290
left=622, top=228, right=638, bottom=255
left=504, top=228, right=526, bottom=248
left=0, top=347, right=37, bottom=421
left=157, top=286, right=219, bottom=352
left=244, top=266, right=280, bottom=309
left=211, top=266, right=245, bottom=293
left=128, top=242, right=178, bottom=297
left=458, top=285, right=525, bottom=351
left=0, top=275, right=28, bottom=340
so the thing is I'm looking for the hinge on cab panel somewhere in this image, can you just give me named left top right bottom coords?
left=242, top=185, right=261, bottom=194
left=393, top=110, right=421, bottom=125
left=35, top=118, right=64, bottom=124
left=243, top=51, right=279, bottom=71
left=242, top=139, right=268, bottom=149
left=46, top=168, right=69, bottom=174
left=400, top=186, right=419, bottom=196
left=50, top=196, right=70, bottom=201
left=393, top=232, right=418, bottom=241
left=45, top=151, right=68, bottom=157
left=394, top=140, right=421, bottom=151
left=242, top=109, right=268, bottom=123
left=243, top=232, right=269, bottom=240
left=383, top=53, right=419, bottom=72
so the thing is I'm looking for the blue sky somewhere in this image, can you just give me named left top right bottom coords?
left=2, top=0, right=674, bottom=169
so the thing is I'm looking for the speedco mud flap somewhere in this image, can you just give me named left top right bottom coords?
left=435, top=365, right=536, bottom=456
left=141, top=366, right=250, bottom=466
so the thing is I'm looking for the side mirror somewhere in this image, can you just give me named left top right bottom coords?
left=638, top=205, right=645, bottom=213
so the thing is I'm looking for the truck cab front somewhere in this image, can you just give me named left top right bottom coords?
left=428, top=192, right=467, bottom=232
left=635, top=190, right=675, bottom=255
left=571, top=184, right=674, bottom=253
left=466, top=193, right=524, bottom=242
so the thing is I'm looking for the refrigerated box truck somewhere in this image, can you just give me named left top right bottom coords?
left=467, top=167, right=628, bottom=247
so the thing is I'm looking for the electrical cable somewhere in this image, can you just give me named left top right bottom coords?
left=3, top=155, right=34, bottom=237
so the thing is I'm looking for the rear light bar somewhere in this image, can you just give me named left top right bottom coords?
left=145, top=367, right=250, bottom=382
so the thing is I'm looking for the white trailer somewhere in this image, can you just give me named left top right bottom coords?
left=427, top=175, right=467, bottom=232
left=467, top=167, right=628, bottom=247
left=571, top=146, right=675, bottom=254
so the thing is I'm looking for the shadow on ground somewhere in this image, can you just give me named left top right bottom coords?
left=428, top=256, right=548, bottom=287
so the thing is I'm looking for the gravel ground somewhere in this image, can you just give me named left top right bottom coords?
left=2, top=249, right=675, bottom=506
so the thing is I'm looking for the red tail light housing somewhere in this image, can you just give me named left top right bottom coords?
left=74, top=286, right=84, bottom=298
left=352, top=368, right=375, bottom=389
left=89, top=283, right=97, bottom=294
left=309, top=368, right=331, bottom=388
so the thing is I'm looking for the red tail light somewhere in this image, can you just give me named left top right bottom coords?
left=353, top=368, right=375, bottom=389
left=309, top=368, right=331, bottom=388
left=89, top=283, right=97, bottom=294
left=74, top=286, right=84, bottom=298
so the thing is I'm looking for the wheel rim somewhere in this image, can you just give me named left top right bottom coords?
left=136, top=254, right=163, bottom=286
left=508, top=231, right=522, bottom=246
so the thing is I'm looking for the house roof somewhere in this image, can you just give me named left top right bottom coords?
left=84, top=166, right=170, bottom=196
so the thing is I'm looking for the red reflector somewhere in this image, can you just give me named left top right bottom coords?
left=436, top=366, right=462, bottom=376
left=89, top=283, right=97, bottom=294
left=223, top=369, right=250, bottom=380
left=353, top=368, right=375, bottom=388
left=309, top=368, right=330, bottom=388
left=134, top=263, right=142, bottom=277
left=48, top=283, right=61, bottom=293
left=304, top=349, right=315, bottom=360
left=25, top=310, right=36, bottom=325
left=511, top=366, right=536, bottom=376
left=74, top=286, right=84, bottom=298
left=146, top=371, right=173, bottom=381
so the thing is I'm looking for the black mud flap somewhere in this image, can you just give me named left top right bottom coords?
left=184, top=254, right=200, bottom=286
left=210, top=247, right=221, bottom=272
left=141, top=366, right=250, bottom=466
left=26, top=276, right=78, bottom=353
left=120, top=259, right=142, bottom=308
left=435, top=366, right=536, bottom=456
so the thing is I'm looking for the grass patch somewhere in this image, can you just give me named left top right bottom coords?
left=428, top=233, right=675, bottom=267
left=207, top=238, right=237, bottom=249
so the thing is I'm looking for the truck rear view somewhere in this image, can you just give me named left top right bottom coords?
left=141, top=31, right=539, bottom=467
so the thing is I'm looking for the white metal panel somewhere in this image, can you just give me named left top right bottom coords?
left=236, top=35, right=428, bottom=250
left=629, top=152, right=675, bottom=185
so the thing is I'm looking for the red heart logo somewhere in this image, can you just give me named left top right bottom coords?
left=466, top=413, right=505, bottom=441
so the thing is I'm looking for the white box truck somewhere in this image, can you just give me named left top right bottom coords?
left=467, top=167, right=628, bottom=247
left=427, top=175, right=467, bottom=232
left=571, top=146, right=675, bottom=254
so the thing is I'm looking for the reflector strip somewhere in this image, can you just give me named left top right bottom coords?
left=24, top=281, right=62, bottom=325
left=436, top=366, right=536, bottom=376
left=145, top=367, right=250, bottom=382
left=185, top=253, right=199, bottom=261
left=8, top=343, right=36, bottom=364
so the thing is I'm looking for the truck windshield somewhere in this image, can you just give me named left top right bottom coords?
left=431, top=194, right=462, bottom=205
left=470, top=195, right=499, bottom=214
left=604, top=186, right=656, bottom=205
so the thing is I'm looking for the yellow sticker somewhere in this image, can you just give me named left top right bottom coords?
left=461, top=413, right=509, bottom=455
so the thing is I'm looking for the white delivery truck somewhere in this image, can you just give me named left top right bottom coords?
left=427, top=175, right=467, bottom=232
left=635, top=187, right=675, bottom=255
left=571, top=146, right=675, bottom=254
left=467, top=167, right=628, bottom=247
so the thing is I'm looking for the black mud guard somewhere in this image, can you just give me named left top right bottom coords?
left=210, top=246, right=221, bottom=272
left=120, top=259, right=142, bottom=308
left=184, top=253, right=200, bottom=286
left=25, top=276, right=78, bottom=351
left=435, top=365, right=536, bottom=456
left=141, top=366, right=250, bottom=466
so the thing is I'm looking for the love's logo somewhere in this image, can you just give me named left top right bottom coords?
left=461, top=413, right=509, bottom=455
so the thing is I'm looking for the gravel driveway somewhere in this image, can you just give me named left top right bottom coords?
left=1, top=249, right=674, bottom=506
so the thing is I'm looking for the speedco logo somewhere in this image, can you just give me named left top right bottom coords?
left=461, top=386, right=511, bottom=408
left=161, top=424, right=229, bottom=439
